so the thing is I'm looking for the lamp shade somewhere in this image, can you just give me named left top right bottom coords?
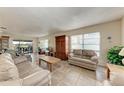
left=119, top=48, right=124, bottom=56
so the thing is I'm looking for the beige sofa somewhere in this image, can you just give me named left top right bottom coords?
left=0, top=53, right=51, bottom=86
left=68, top=49, right=99, bottom=70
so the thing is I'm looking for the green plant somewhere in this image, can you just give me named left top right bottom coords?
left=107, top=46, right=124, bottom=66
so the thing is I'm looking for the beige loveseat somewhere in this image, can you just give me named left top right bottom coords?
left=68, top=49, right=99, bottom=70
left=0, top=53, right=51, bottom=86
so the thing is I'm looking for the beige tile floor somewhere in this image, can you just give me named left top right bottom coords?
left=40, top=61, right=108, bottom=86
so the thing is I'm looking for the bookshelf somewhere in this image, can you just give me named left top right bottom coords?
left=0, top=36, right=9, bottom=51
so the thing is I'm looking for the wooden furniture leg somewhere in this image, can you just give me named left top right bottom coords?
left=47, top=63, right=52, bottom=72
left=107, top=67, right=110, bottom=80
left=49, top=64, right=52, bottom=72
left=39, top=59, right=41, bottom=66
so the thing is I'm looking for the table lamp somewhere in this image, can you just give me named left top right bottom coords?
left=119, top=48, right=124, bottom=64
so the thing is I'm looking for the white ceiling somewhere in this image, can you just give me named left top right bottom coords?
left=0, top=7, right=124, bottom=37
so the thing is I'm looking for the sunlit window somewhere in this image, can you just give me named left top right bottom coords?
left=84, top=32, right=100, bottom=56
left=12, top=40, right=33, bottom=54
left=39, top=39, right=48, bottom=49
left=70, top=32, right=100, bottom=56
left=71, top=35, right=83, bottom=50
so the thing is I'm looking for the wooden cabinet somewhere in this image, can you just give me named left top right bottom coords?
left=0, top=36, right=9, bottom=51
left=55, top=35, right=68, bottom=60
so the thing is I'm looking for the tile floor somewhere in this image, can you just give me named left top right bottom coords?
left=40, top=61, right=108, bottom=86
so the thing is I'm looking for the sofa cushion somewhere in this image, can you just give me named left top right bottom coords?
left=82, top=56, right=91, bottom=59
left=69, top=56, right=96, bottom=65
left=16, top=61, right=42, bottom=79
left=82, top=50, right=96, bottom=57
left=0, top=55, right=19, bottom=81
left=73, top=49, right=82, bottom=55
left=16, top=61, right=50, bottom=86
left=22, top=70, right=50, bottom=86
left=73, top=55, right=83, bottom=59
left=14, top=56, right=28, bottom=65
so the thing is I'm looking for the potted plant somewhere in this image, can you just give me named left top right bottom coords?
left=107, top=46, right=124, bottom=66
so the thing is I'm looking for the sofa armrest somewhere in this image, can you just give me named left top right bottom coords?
left=68, top=53, right=74, bottom=58
left=91, top=56, right=98, bottom=63
left=0, top=79, right=22, bottom=86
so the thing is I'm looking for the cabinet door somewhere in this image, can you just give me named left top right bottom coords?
left=2, top=39, right=9, bottom=49
left=0, top=44, right=1, bottom=50
left=60, top=39, right=65, bottom=53
left=55, top=35, right=67, bottom=60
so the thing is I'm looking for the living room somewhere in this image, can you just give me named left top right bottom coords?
left=1, top=7, right=124, bottom=87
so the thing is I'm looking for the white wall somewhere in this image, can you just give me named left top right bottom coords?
left=121, top=17, right=124, bottom=45
left=32, top=38, right=39, bottom=53
left=39, top=20, right=121, bottom=66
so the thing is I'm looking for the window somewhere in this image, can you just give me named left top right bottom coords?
left=12, top=40, right=33, bottom=54
left=39, top=39, right=48, bottom=49
left=71, top=35, right=83, bottom=50
left=70, top=32, right=100, bottom=56
left=84, top=32, right=100, bottom=56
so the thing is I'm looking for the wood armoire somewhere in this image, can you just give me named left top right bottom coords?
left=55, top=35, right=68, bottom=60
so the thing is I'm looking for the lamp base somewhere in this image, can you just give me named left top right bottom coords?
left=122, top=58, right=124, bottom=65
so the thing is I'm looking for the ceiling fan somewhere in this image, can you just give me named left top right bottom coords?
left=0, top=26, right=7, bottom=30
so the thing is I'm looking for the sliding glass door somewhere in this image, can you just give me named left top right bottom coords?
left=13, top=40, right=33, bottom=54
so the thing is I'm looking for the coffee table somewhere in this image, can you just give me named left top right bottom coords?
left=39, top=55, right=61, bottom=72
